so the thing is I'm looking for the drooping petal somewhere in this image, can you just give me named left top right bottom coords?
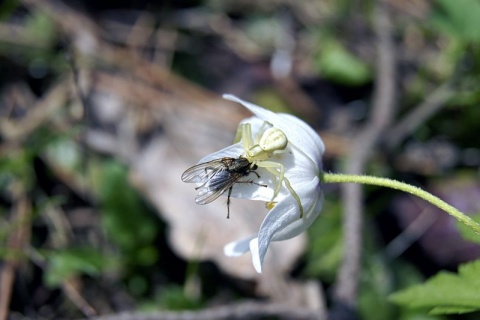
left=224, top=234, right=256, bottom=257
left=254, top=175, right=321, bottom=272
left=252, top=196, right=299, bottom=272
left=273, top=181, right=323, bottom=241
left=249, top=238, right=262, bottom=273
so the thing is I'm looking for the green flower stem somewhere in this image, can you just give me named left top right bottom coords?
left=323, top=173, right=480, bottom=235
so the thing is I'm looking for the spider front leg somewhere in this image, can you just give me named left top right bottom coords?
left=256, top=160, right=304, bottom=218
left=236, top=122, right=276, bottom=158
left=235, top=123, right=254, bottom=151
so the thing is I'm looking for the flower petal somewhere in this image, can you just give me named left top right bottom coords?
left=279, top=113, right=325, bottom=165
left=255, top=175, right=322, bottom=270
left=273, top=180, right=323, bottom=241
left=249, top=238, right=262, bottom=273
left=224, top=235, right=256, bottom=257
left=254, top=196, right=300, bottom=272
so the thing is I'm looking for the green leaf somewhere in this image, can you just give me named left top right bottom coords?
left=25, top=11, right=57, bottom=47
left=99, top=161, right=159, bottom=265
left=0, top=148, right=35, bottom=191
left=140, top=284, right=203, bottom=312
left=430, top=306, right=477, bottom=315
left=390, top=260, right=480, bottom=315
left=44, top=247, right=119, bottom=287
left=304, top=199, right=343, bottom=281
left=155, top=284, right=203, bottom=311
left=358, top=256, right=395, bottom=320
left=456, top=213, right=480, bottom=244
left=0, top=0, right=20, bottom=21
left=431, top=0, right=480, bottom=43
left=314, top=39, right=371, bottom=86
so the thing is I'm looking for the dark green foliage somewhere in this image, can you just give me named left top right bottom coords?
left=99, top=162, right=159, bottom=268
left=390, top=260, right=480, bottom=315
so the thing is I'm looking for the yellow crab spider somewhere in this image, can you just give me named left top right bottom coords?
left=235, top=121, right=304, bottom=218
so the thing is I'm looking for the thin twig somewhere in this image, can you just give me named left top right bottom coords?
left=333, top=1, right=397, bottom=312
left=85, top=301, right=321, bottom=320
left=0, top=190, right=31, bottom=320
left=0, top=82, right=71, bottom=141
left=384, top=205, right=436, bottom=260
left=63, top=279, right=98, bottom=318
left=385, top=82, right=454, bottom=149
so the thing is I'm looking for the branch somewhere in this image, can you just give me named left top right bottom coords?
left=85, top=301, right=321, bottom=320
left=385, top=82, right=453, bottom=149
left=333, top=1, right=397, bottom=312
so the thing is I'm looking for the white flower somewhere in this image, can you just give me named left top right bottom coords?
left=191, top=94, right=325, bottom=273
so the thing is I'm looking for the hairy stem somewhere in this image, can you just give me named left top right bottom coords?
left=323, top=173, right=480, bottom=235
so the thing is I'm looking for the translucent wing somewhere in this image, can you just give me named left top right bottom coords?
left=182, top=157, right=255, bottom=206
left=194, top=171, right=238, bottom=205
left=181, top=159, right=230, bottom=184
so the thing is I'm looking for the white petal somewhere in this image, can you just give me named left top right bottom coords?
left=279, top=113, right=325, bottom=165
left=255, top=195, right=302, bottom=270
left=223, top=94, right=277, bottom=122
left=197, top=143, right=244, bottom=164
left=249, top=238, right=262, bottom=273
left=273, top=147, right=318, bottom=187
left=224, top=235, right=256, bottom=257
left=256, top=176, right=322, bottom=269
left=273, top=183, right=323, bottom=241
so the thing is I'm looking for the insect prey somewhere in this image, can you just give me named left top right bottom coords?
left=181, top=157, right=265, bottom=218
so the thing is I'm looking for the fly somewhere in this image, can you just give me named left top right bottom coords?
left=181, top=157, right=266, bottom=218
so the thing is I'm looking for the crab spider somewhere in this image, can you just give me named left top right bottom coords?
left=235, top=121, right=304, bottom=218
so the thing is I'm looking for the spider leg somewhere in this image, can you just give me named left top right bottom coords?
left=257, top=161, right=284, bottom=199
left=241, top=123, right=254, bottom=151
left=257, top=161, right=304, bottom=218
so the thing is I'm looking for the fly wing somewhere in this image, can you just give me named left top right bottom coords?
left=195, top=171, right=237, bottom=205
left=181, top=160, right=227, bottom=184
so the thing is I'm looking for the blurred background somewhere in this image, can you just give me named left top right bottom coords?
left=1, top=0, right=480, bottom=319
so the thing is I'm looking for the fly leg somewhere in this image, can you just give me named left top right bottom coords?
left=226, top=186, right=233, bottom=219
left=225, top=179, right=267, bottom=219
